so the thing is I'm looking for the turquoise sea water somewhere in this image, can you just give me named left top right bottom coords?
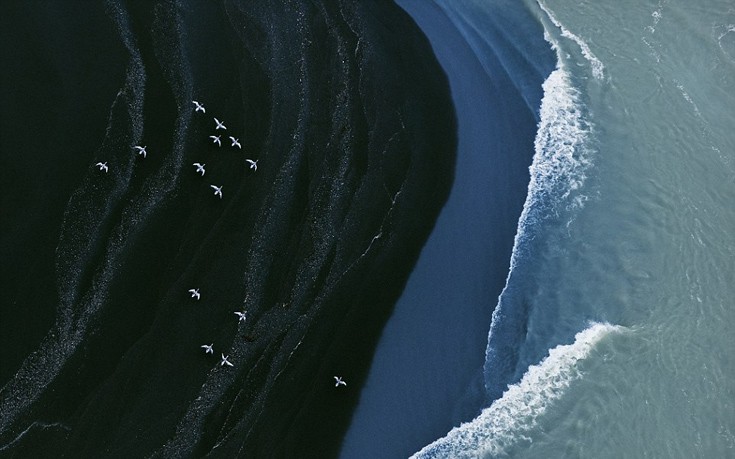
left=514, top=1, right=735, bottom=456
left=351, top=0, right=735, bottom=457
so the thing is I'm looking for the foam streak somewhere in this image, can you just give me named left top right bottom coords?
left=483, top=62, right=594, bottom=399
left=412, top=323, right=622, bottom=458
left=537, top=0, right=605, bottom=80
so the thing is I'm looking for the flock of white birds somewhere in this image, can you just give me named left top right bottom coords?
left=95, top=100, right=345, bottom=386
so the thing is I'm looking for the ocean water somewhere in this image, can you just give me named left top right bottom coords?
left=349, top=0, right=735, bottom=457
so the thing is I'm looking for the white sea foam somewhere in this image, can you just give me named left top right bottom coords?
left=537, top=0, right=605, bottom=80
left=497, top=56, right=594, bottom=275
left=715, top=23, right=735, bottom=64
left=532, top=68, right=593, bottom=208
left=412, top=323, right=622, bottom=458
left=643, top=1, right=669, bottom=61
left=482, top=57, right=594, bottom=396
left=647, top=0, right=668, bottom=33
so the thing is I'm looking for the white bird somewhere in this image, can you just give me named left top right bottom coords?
left=134, top=145, right=147, bottom=158
left=334, top=376, right=347, bottom=387
left=220, top=354, right=234, bottom=367
left=229, top=136, right=241, bottom=149
left=96, top=162, right=109, bottom=172
left=209, top=135, right=221, bottom=147
left=192, top=100, right=205, bottom=113
left=193, top=163, right=206, bottom=176
left=188, top=288, right=200, bottom=300
left=201, top=343, right=214, bottom=354
left=234, top=310, right=247, bottom=323
left=214, top=118, right=227, bottom=130
left=246, top=159, right=258, bottom=171
left=210, top=185, right=223, bottom=199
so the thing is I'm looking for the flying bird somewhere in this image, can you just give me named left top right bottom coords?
left=201, top=343, right=214, bottom=354
left=229, top=136, right=241, bottom=149
left=334, top=376, right=347, bottom=387
left=220, top=354, right=234, bottom=367
left=192, top=100, right=205, bottom=113
left=234, top=310, right=247, bottom=323
left=193, top=163, right=205, bottom=176
left=214, top=118, right=226, bottom=130
left=134, top=145, right=147, bottom=158
left=246, top=159, right=258, bottom=171
left=188, top=288, right=200, bottom=300
left=210, top=185, right=223, bottom=199
left=209, top=135, right=221, bottom=147
left=96, top=162, right=108, bottom=172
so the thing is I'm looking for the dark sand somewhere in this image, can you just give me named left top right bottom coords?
left=0, top=1, right=456, bottom=458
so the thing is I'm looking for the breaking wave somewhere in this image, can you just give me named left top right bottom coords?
left=413, top=323, right=622, bottom=458
left=483, top=60, right=596, bottom=400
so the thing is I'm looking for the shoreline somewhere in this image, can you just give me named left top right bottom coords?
left=340, top=0, right=553, bottom=456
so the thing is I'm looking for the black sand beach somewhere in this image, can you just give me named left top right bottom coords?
left=0, top=1, right=455, bottom=457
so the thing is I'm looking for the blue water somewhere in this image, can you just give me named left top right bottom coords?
left=345, top=0, right=735, bottom=457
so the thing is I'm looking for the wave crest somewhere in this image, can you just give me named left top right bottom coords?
left=537, top=0, right=605, bottom=80
left=412, top=323, right=622, bottom=458
left=483, top=62, right=594, bottom=400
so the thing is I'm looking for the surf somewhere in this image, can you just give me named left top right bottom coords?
left=407, top=0, right=608, bottom=454
left=483, top=0, right=599, bottom=400
left=413, top=322, right=623, bottom=458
